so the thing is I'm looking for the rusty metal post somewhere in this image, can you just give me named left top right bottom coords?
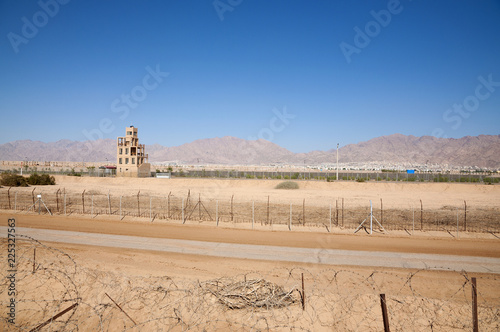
left=32, top=248, right=36, bottom=273
left=464, top=200, right=467, bottom=232
left=301, top=273, right=305, bottom=310
left=472, top=277, right=478, bottom=332
left=30, top=303, right=78, bottom=332
left=302, top=198, right=305, bottom=226
left=420, top=199, right=423, bottom=231
left=137, top=190, right=140, bottom=217
left=56, top=189, right=60, bottom=212
left=336, top=199, right=339, bottom=226
left=82, top=190, right=85, bottom=214
left=105, top=293, right=136, bottom=326
left=266, top=195, right=270, bottom=225
left=230, top=194, right=234, bottom=222
left=342, top=198, right=344, bottom=227
left=198, top=194, right=201, bottom=220
left=380, top=198, right=383, bottom=224
left=167, top=191, right=171, bottom=219
left=108, top=192, right=111, bottom=215
left=380, top=294, right=390, bottom=332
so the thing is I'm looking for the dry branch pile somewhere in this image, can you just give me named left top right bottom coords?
left=204, top=278, right=297, bottom=309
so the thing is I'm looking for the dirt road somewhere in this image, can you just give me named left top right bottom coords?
left=3, top=213, right=499, bottom=257
left=4, top=225, right=500, bottom=274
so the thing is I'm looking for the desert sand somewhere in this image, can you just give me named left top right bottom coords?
left=22, top=175, right=500, bottom=209
left=1, top=177, right=499, bottom=331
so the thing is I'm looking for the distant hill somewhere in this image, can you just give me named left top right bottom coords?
left=0, top=134, right=499, bottom=168
left=293, top=134, right=500, bottom=168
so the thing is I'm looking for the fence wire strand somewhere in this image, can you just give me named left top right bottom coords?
left=1, top=188, right=499, bottom=234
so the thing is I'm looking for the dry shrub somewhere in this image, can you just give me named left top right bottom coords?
left=275, top=181, right=299, bottom=190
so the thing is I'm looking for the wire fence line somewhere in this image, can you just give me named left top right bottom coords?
left=1, top=236, right=499, bottom=331
left=0, top=188, right=499, bottom=234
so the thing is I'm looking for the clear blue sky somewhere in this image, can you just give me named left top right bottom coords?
left=1, top=0, right=499, bottom=152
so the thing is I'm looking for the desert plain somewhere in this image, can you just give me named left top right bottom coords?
left=1, top=176, right=500, bottom=331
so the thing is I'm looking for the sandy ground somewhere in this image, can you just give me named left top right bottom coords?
left=1, top=177, right=500, bottom=330
left=17, top=175, right=500, bottom=209
left=1, top=228, right=499, bottom=331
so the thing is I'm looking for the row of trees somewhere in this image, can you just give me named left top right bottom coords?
left=0, top=173, right=56, bottom=187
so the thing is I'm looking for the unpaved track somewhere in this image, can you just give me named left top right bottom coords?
left=2, top=226, right=500, bottom=274
left=3, top=213, right=500, bottom=257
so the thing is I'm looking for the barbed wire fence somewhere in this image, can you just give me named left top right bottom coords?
left=0, top=188, right=499, bottom=234
left=1, top=236, right=499, bottom=331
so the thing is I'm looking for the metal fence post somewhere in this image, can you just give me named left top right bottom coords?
left=182, top=198, right=185, bottom=224
left=251, top=201, right=254, bottom=229
left=329, top=204, right=331, bottom=231
left=380, top=294, right=390, bottom=332
left=472, top=277, right=478, bottom=332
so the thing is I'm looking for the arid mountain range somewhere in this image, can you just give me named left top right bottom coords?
left=0, top=134, right=499, bottom=168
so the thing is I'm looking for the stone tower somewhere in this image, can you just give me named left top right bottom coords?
left=116, top=126, right=151, bottom=177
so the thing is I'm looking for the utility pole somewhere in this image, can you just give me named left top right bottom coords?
left=336, top=143, right=339, bottom=181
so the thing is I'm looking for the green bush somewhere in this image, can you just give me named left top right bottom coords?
left=27, top=173, right=56, bottom=185
left=67, top=168, right=82, bottom=177
left=0, top=173, right=28, bottom=187
left=484, top=177, right=500, bottom=184
left=356, top=178, right=365, bottom=183
left=275, top=181, right=299, bottom=190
